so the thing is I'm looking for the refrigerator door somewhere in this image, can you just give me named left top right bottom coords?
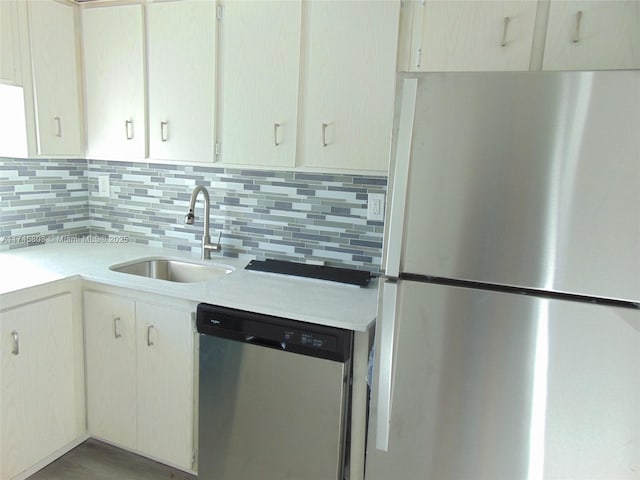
left=367, top=280, right=640, bottom=480
left=394, top=72, right=640, bottom=302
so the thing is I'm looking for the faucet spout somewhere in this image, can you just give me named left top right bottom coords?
left=185, top=186, right=221, bottom=259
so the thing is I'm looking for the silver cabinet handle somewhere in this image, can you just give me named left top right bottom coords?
left=273, top=123, right=280, bottom=146
left=146, top=325, right=155, bottom=347
left=161, top=121, right=169, bottom=142
left=113, top=317, right=122, bottom=339
left=501, top=16, right=510, bottom=47
left=11, top=331, right=19, bottom=355
left=54, top=116, right=62, bottom=137
left=416, top=48, right=422, bottom=68
left=322, top=123, right=328, bottom=147
left=125, top=120, right=133, bottom=140
left=572, top=11, right=583, bottom=43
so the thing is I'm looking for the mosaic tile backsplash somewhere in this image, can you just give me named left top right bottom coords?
left=1, top=157, right=387, bottom=271
left=0, top=158, right=90, bottom=245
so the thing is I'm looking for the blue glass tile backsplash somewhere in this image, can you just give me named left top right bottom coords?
left=1, top=157, right=386, bottom=271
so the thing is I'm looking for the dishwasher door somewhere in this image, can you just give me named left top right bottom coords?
left=197, top=304, right=353, bottom=480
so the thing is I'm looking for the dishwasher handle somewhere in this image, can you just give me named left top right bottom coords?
left=245, top=335, right=286, bottom=350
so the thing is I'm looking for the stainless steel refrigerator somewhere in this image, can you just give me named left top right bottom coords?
left=366, top=72, right=640, bottom=480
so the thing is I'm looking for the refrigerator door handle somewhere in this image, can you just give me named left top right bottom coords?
left=384, top=78, right=417, bottom=277
left=376, top=280, right=398, bottom=451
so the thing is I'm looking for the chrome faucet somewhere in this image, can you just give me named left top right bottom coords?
left=184, top=186, right=221, bottom=260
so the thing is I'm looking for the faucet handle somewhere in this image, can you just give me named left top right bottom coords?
left=213, top=230, right=222, bottom=252
left=203, top=231, right=223, bottom=256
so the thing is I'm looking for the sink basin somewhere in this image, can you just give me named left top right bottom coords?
left=110, top=258, right=234, bottom=283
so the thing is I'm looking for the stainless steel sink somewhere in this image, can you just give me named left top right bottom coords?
left=110, top=258, right=234, bottom=283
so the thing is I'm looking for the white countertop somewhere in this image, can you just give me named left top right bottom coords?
left=0, top=243, right=378, bottom=331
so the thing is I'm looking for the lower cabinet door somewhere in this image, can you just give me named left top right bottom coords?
left=135, top=302, right=194, bottom=470
left=0, top=294, right=77, bottom=479
left=83, top=291, right=195, bottom=471
left=83, top=291, right=137, bottom=450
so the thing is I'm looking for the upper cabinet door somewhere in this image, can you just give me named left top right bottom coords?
left=147, top=1, right=216, bottom=163
left=542, top=0, right=640, bottom=70
left=28, top=0, right=83, bottom=156
left=0, top=0, right=20, bottom=85
left=82, top=4, right=146, bottom=159
left=299, top=1, right=399, bottom=172
left=412, top=0, right=538, bottom=71
left=218, top=0, right=301, bottom=167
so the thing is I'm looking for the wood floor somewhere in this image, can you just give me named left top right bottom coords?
left=28, top=439, right=196, bottom=480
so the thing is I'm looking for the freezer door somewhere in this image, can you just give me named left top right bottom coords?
left=366, top=280, right=640, bottom=480
left=396, top=71, right=640, bottom=302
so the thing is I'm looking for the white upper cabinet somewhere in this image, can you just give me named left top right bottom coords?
left=298, top=0, right=399, bottom=171
left=398, top=0, right=640, bottom=72
left=0, top=0, right=20, bottom=85
left=542, top=0, right=640, bottom=70
left=147, top=1, right=216, bottom=163
left=218, top=0, right=301, bottom=167
left=406, top=0, right=538, bottom=71
left=82, top=4, right=146, bottom=159
left=28, top=0, right=83, bottom=156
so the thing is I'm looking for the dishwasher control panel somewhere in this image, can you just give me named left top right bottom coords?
left=197, top=303, right=352, bottom=362
left=286, top=329, right=337, bottom=351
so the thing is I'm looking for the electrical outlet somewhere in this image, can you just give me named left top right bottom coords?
left=367, top=193, right=385, bottom=221
left=98, top=175, right=110, bottom=197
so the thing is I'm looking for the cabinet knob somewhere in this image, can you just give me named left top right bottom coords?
left=572, top=11, right=583, bottom=43
left=11, top=331, right=19, bottom=356
left=161, top=121, right=169, bottom=142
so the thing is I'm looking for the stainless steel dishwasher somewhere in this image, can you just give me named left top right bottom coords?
left=197, top=303, right=353, bottom=480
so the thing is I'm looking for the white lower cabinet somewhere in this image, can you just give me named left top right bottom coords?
left=83, top=291, right=137, bottom=450
left=135, top=302, right=195, bottom=469
left=0, top=292, right=82, bottom=480
left=83, top=290, right=195, bottom=472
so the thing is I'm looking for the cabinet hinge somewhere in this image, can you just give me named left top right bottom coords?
left=216, top=5, right=224, bottom=21
left=215, top=142, right=221, bottom=156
